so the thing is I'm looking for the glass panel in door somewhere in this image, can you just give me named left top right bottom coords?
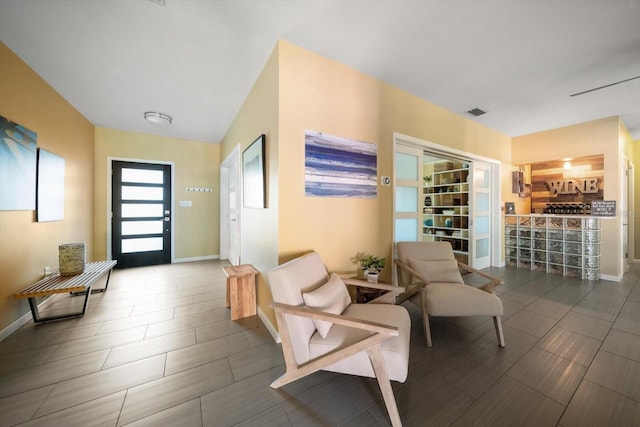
left=472, top=161, right=491, bottom=269
left=394, top=145, right=423, bottom=243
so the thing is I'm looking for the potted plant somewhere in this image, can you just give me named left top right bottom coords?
left=357, top=254, right=386, bottom=283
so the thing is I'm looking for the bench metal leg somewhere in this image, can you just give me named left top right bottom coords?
left=93, top=268, right=113, bottom=293
left=70, top=268, right=113, bottom=296
left=28, top=287, right=92, bottom=323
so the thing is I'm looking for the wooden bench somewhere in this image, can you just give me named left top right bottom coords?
left=15, top=260, right=117, bottom=323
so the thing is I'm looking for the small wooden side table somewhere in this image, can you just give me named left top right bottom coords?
left=223, top=264, right=259, bottom=320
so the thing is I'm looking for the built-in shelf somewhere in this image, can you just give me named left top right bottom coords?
left=423, top=162, right=470, bottom=263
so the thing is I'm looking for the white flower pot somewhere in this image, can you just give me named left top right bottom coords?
left=366, top=272, right=379, bottom=283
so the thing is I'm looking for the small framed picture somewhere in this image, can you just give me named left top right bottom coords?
left=505, top=202, right=515, bottom=214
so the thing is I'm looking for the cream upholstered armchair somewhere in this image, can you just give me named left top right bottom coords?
left=395, top=241, right=505, bottom=348
left=267, top=251, right=410, bottom=427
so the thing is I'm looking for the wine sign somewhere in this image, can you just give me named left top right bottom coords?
left=546, top=178, right=599, bottom=195
left=530, top=154, right=604, bottom=212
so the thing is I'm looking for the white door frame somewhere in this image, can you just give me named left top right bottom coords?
left=628, top=161, right=635, bottom=265
left=393, top=132, right=502, bottom=268
left=471, top=160, right=493, bottom=269
left=622, top=155, right=634, bottom=272
left=220, top=146, right=241, bottom=265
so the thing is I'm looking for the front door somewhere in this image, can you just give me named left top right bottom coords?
left=112, top=161, right=172, bottom=268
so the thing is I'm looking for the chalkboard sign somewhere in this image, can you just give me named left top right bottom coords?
left=591, top=200, right=616, bottom=217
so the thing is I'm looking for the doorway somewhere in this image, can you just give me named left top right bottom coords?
left=111, top=161, right=172, bottom=268
left=220, top=146, right=241, bottom=265
left=422, top=152, right=475, bottom=265
left=623, top=156, right=634, bottom=272
left=393, top=133, right=501, bottom=269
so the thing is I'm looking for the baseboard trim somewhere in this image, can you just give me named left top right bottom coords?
left=257, top=306, right=280, bottom=343
left=600, top=273, right=622, bottom=282
left=173, top=255, right=220, bottom=263
left=0, top=294, right=59, bottom=342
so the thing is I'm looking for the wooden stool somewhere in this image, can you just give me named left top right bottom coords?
left=223, top=264, right=258, bottom=320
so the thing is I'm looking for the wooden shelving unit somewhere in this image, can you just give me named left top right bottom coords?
left=423, top=161, right=470, bottom=263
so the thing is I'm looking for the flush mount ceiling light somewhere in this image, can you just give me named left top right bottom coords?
left=144, top=111, right=172, bottom=125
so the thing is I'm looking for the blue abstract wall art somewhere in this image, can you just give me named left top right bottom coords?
left=0, top=115, right=37, bottom=211
left=305, top=130, right=377, bottom=198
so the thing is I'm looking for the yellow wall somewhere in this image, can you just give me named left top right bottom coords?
left=509, top=165, right=532, bottom=214
left=620, top=119, right=634, bottom=165
left=279, top=41, right=512, bottom=272
left=512, top=117, right=622, bottom=278
left=220, top=43, right=280, bottom=327
left=94, top=128, right=220, bottom=261
left=278, top=41, right=386, bottom=272
left=379, top=77, right=514, bottom=266
left=0, top=42, right=95, bottom=331
left=220, top=40, right=511, bottom=331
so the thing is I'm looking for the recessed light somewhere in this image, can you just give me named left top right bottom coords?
left=144, top=111, right=172, bottom=125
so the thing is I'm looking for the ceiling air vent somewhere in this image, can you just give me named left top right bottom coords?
left=467, top=108, right=487, bottom=117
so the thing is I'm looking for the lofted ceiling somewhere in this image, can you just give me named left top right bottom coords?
left=1, top=0, right=639, bottom=144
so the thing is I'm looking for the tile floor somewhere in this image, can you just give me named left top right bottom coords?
left=1, top=260, right=639, bottom=426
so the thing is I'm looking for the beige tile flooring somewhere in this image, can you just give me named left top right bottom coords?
left=1, top=260, right=640, bottom=426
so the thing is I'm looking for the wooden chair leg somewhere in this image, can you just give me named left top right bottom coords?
left=494, top=315, right=505, bottom=347
left=368, top=346, right=402, bottom=427
left=423, top=315, right=433, bottom=347
left=421, top=289, right=432, bottom=347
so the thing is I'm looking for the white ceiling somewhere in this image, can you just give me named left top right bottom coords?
left=1, top=0, right=639, bottom=144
